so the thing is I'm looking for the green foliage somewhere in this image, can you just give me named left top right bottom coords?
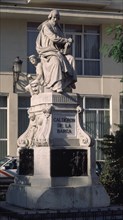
left=101, top=25, right=123, bottom=63
left=100, top=160, right=123, bottom=204
left=100, top=24, right=123, bottom=204
left=100, top=125, right=123, bottom=204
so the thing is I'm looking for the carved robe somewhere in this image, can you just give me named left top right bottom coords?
left=36, top=20, right=77, bottom=92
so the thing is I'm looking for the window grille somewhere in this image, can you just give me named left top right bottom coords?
left=0, top=96, right=7, bottom=159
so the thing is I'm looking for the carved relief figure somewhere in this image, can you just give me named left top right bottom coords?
left=17, top=111, right=37, bottom=148
left=17, top=104, right=52, bottom=148
left=70, top=151, right=81, bottom=176
left=34, top=104, right=52, bottom=146
left=36, top=9, right=77, bottom=93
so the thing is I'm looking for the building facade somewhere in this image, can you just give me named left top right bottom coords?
left=0, top=0, right=123, bottom=160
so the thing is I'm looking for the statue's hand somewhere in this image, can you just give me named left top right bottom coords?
left=68, top=38, right=73, bottom=43
left=30, top=79, right=39, bottom=85
left=63, top=38, right=73, bottom=54
left=63, top=42, right=70, bottom=55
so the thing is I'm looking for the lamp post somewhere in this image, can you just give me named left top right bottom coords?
left=13, top=56, right=23, bottom=93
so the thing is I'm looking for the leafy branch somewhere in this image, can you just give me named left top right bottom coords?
left=101, top=25, right=123, bottom=63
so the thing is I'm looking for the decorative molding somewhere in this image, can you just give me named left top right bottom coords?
left=76, top=105, right=92, bottom=147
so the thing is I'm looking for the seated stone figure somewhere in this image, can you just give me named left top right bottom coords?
left=25, top=55, right=43, bottom=95
left=35, top=9, right=77, bottom=93
left=28, top=54, right=44, bottom=86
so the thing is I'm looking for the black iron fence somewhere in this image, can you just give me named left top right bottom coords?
left=0, top=206, right=123, bottom=220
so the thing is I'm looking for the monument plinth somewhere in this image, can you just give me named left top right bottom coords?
left=6, top=92, right=110, bottom=209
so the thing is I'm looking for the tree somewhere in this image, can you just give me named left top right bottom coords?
left=101, top=24, right=123, bottom=63
left=100, top=125, right=123, bottom=204
left=100, top=25, right=123, bottom=204
left=101, top=25, right=123, bottom=84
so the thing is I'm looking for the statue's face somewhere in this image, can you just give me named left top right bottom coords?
left=51, top=12, right=59, bottom=26
left=30, top=57, right=37, bottom=65
left=31, top=82, right=39, bottom=95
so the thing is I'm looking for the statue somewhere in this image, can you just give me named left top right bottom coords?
left=25, top=55, right=44, bottom=95
left=26, top=9, right=77, bottom=95
left=28, top=55, right=44, bottom=86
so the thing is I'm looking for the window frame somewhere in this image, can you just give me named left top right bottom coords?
left=18, top=96, right=30, bottom=137
left=120, top=96, right=123, bottom=124
left=82, top=96, right=110, bottom=160
left=0, top=96, right=7, bottom=159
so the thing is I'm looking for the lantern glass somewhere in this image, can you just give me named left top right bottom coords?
left=13, top=57, right=23, bottom=73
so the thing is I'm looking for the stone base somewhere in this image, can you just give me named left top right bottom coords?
left=8, top=92, right=110, bottom=210
left=6, top=183, right=110, bottom=210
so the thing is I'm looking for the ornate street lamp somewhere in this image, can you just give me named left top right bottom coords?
left=13, top=56, right=23, bottom=93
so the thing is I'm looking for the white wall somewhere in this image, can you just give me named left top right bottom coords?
left=0, top=18, right=27, bottom=73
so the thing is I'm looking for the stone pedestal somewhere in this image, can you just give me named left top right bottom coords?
left=6, top=92, right=110, bottom=209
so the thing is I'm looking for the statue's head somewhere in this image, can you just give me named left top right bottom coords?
left=29, top=55, right=37, bottom=65
left=48, top=9, right=60, bottom=23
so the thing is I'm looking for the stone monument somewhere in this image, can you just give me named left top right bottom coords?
left=6, top=9, right=110, bottom=209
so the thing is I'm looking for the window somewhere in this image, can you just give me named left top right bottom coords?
left=120, top=96, right=123, bottom=124
left=83, top=97, right=110, bottom=160
left=27, top=23, right=100, bottom=76
left=18, top=96, right=30, bottom=137
left=64, top=24, right=100, bottom=76
left=0, top=96, right=7, bottom=159
left=27, top=22, right=40, bottom=74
